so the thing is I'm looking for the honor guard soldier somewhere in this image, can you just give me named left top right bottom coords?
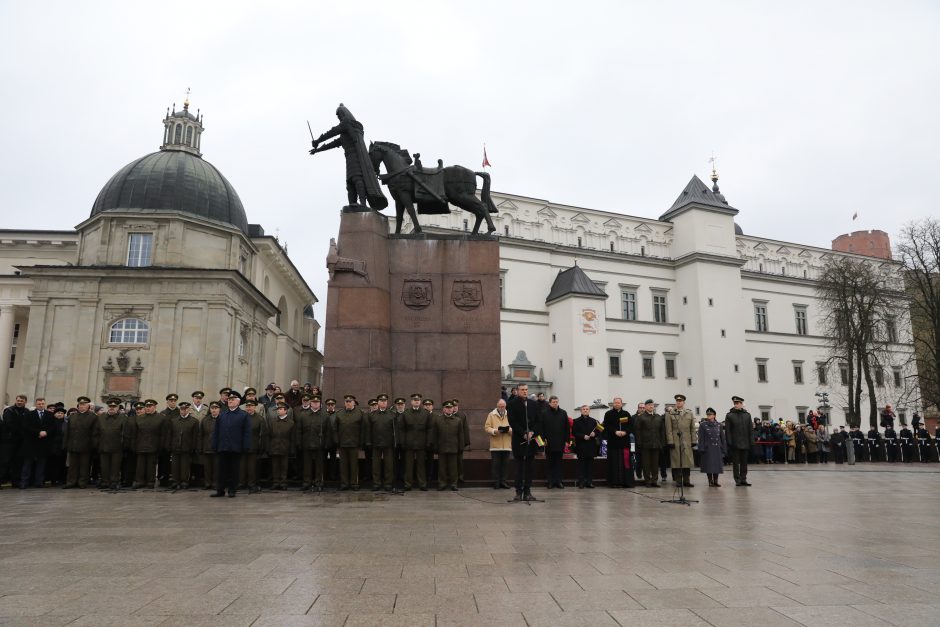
left=268, top=402, right=295, bottom=489
left=367, top=394, right=398, bottom=491
left=635, top=400, right=666, bottom=487
left=849, top=426, right=867, bottom=462
left=131, top=399, right=168, bottom=489
left=915, top=425, right=932, bottom=462
left=724, top=396, right=754, bottom=486
left=666, top=394, right=697, bottom=487
left=334, top=395, right=366, bottom=490
left=200, top=402, right=222, bottom=489
left=899, top=424, right=914, bottom=462
left=298, top=394, right=330, bottom=491
left=241, top=399, right=268, bottom=492
left=432, top=401, right=464, bottom=491
left=63, top=396, right=98, bottom=489
left=451, top=399, right=471, bottom=485
left=169, top=401, right=199, bottom=489
left=402, top=394, right=431, bottom=491
left=867, top=426, right=884, bottom=462
left=96, top=398, right=127, bottom=490
left=883, top=424, right=899, bottom=462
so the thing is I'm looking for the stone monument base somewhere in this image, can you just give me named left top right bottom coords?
left=322, top=208, right=501, bottom=451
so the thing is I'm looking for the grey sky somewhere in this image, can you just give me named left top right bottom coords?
left=2, top=1, right=938, bottom=324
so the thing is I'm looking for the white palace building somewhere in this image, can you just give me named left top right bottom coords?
left=414, top=172, right=918, bottom=424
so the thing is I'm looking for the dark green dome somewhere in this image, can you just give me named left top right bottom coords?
left=90, top=149, right=248, bottom=234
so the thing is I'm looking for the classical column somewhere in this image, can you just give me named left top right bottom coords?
left=0, top=305, right=16, bottom=405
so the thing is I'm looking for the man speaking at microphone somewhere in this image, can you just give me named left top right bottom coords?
left=506, top=384, right=542, bottom=502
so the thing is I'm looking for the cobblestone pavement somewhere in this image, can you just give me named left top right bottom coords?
left=0, top=465, right=938, bottom=626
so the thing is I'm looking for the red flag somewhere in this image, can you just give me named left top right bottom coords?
left=482, top=144, right=491, bottom=168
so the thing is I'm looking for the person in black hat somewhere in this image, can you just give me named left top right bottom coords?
left=368, top=394, right=397, bottom=491
left=168, top=401, right=199, bottom=489
left=334, top=395, right=366, bottom=490
left=199, top=401, right=222, bottom=490
left=131, top=399, right=168, bottom=489
left=62, top=396, right=97, bottom=489
left=297, top=394, right=329, bottom=491
left=401, top=394, right=430, bottom=491
left=724, top=396, right=753, bottom=486
left=241, top=399, right=268, bottom=493
left=432, top=401, right=464, bottom=491
left=210, top=391, right=251, bottom=497
left=96, top=398, right=127, bottom=490
left=698, top=408, right=726, bottom=486
left=260, top=384, right=278, bottom=411
left=268, top=402, right=295, bottom=490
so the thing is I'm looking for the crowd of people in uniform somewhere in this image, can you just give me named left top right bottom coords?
left=1, top=380, right=937, bottom=498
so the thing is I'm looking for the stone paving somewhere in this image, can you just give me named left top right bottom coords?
left=0, top=465, right=938, bottom=626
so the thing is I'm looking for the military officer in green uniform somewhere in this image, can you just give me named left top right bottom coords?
left=132, top=399, right=168, bottom=489
left=368, top=394, right=398, bottom=491
left=665, top=394, right=697, bottom=487
left=298, top=394, right=330, bottom=491
left=199, top=401, right=221, bottom=490
left=724, top=396, right=754, bottom=486
left=451, top=398, right=471, bottom=484
left=433, top=400, right=465, bottom=491
left=402, top=394, right=431, bottom=491
left=240, top=399, right=268, bottom=493
left=324, top=398, right=339, bottom=483
left=169, top=401, right=199, bottom=489
left=96, top=398, right=127, bottom=490
left=63, top=396, right=98, bottom=489
left=635, top=399, right=666, bottom=487
left=268, top=402, right=295, bottom=489
left=333, top=395, right=366, bottom=490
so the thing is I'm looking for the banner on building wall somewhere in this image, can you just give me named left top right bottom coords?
left=581, top=308, right=598, bottom=334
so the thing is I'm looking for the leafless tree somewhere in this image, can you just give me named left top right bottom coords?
left=896, top=218, right=940, bottom=411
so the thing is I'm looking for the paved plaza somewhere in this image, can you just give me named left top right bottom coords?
left=0, top=465, right=938, bottom=627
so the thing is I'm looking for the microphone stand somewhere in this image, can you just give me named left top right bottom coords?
left=662, top=420, right=697, bottom=506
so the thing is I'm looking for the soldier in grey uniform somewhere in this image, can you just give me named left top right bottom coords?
left=298, top=394, right=330, bottom=491
left=96, top=398, right=127, bottom=490
left=368, top=394, right=398, bottom=491
left=334, top=395, right=366, bottom=490
left=635, top=399, right=666, bottom=487
left=401, top=394, right=430, bottom=491
left=63, top=396, right=98, bottom=489
left=200, top=402, right=221, bottom=490
left=432, top=401, right=465, bottom=491
left=724, top=396, right=754, bottom=486
left=169, top=401, right=199, bottom=489
left=665, top=394, right=697, bottom=487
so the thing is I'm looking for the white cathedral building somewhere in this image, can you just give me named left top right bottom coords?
left=413, top=173, right=918, bottom=424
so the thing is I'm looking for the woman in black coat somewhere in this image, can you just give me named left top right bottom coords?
left=572, top=405, right=600, bottom=488
left=698, top=408, right=726, bottom=487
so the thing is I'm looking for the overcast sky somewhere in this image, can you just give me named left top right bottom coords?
left=2, top=1, right=938, bottom=323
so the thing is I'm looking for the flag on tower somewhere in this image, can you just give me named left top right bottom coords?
left=482, top=144, right=491, bottom=168
left=852, top=211, right=858, bottom=220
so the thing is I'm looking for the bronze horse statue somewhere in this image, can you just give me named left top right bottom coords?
left=368, top=141, right=497, bottom=235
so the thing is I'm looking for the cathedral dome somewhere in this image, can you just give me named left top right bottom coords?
left=89, top=100, right=248, bottom=234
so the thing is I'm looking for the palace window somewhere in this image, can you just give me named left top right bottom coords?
left=641, top=352, right=655, bottom=378
left=839, top=363, right=849, bottom=385
left=652, top=292, right=667, bottom=323
left=893, top=367, right=902, bottom=387
left=608, top=353, right=621, bottom=376
left=756, top=358, right=768, bottom=383
left=109, top=318, right=149, bottom=344
left=664, top=354, right=677, bottom=379
left=9, top=323, right=19, bottom=368
left=127, top=233, right=153, bottom=267
left=816, top=362, right=828, bottom=385
left=794, top=306, right=808, bottom=336
left=875, top=368, right=885, bottom=387
left=885, top=317, right=898, bottom=343
left=793, top=361, right=804, bottom=384
left=621, top=289, right=637, bottom=321
left=754, top=301, right=769, bottom=332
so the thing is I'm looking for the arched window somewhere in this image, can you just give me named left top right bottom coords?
left=174, top=124, right=182, bottom=143
left=185, top=126, right=193, bottom=146
left=109, top=318, right=149, bottom=344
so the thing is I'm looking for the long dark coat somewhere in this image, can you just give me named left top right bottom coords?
left=211, top=408, right=251, bottom=452
left=572, top=416, right=600, bottom=458
left=20, top=409, right=57, bottom=459
left=724, top=408, right=754, bottom=450
left=697, top=419, right=726, bottom=474
left=401, top=407, right=430, bottom=450
left=541, top=406, right=570, bottom=453
left=507, top=395, right=542, bottom=458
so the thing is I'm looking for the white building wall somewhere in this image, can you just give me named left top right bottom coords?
left=411, top=189, right=919, bottom=424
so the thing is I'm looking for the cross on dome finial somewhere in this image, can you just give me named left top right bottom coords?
left=708, top=153, right=720, bottom=192
left=183, top=87, right=191, bottom=111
